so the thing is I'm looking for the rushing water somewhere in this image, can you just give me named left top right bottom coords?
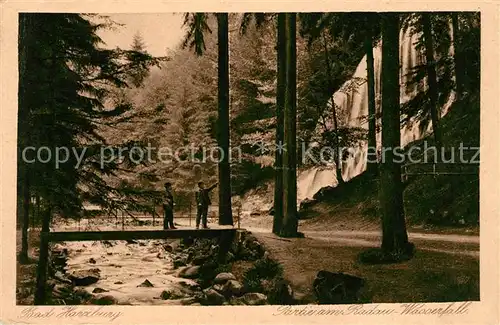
left=55, top=219, right=198, bottom=305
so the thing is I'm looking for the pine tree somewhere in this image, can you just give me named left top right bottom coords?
left=379, top=13, right=412, bottom=256
left=128, top=31, right=150, bottom=87
left=182, top=13, right=233, bottom=225
left=421, top=13, right=442, bottom=148
left=17, top=13, right=163, bottom=304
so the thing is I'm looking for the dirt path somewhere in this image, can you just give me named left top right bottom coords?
left=248, top=227, right=479, bottom=258
left=251, top=229, right=479, bottom=303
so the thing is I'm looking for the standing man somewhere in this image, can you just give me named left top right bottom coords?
left=163, top=182, right=177, bottom=230
left=196, top=181, right=218, bottom=229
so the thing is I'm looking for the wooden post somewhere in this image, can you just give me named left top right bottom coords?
left=189, top=202, right=192, bottom=227
left=31, top=197, right=35, bottom=229
left=34, top=208, right=51, bottom=305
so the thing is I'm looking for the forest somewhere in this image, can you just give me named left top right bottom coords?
left=16, top=12, right=480, bottom=306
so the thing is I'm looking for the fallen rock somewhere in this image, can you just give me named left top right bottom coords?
left=68, top=269, right=100, bottom=286
left=313, top=271, right=365, bottom=304
left=92, top=287, right=109, bottom=293
left=88, top=258, right=96, bottom=264
left=114, top=281, right=123, bottom=285
left=214, top=272, right=236, bottom=284
left=202, top=288, right=225, bottom=305
left=137, top=279, right=154, bottom=288
left=238, top=292, right=267, bottom=305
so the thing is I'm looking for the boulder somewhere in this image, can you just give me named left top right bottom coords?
left=71, top=288, right=93, bottom=303
left=202, top=288, right=225, bottom=305
left=222, top=280, right=244, bottom=297
left=299, top=198, right=316, bottom=211
left=102, top=240, right=113, bottom=248
left=52, top=284, right=72, bottom=298
left=313, top=186, right=335, bottom=200
left=173, top=257, right=187, bottom=269
left=53, top=271, right=72, bottom=285
left=68, top=269, right=100, bottom=286
left=212, top=284, right=225, bottom=293
left=192, top=255, right=209, bottom=266
left=179, top=266, right=201, bottom=279
left=312, top=271, right=365, bottom=304
left=214, top=272, right=236, bottom=284
left=178, top=279, right=201, bottom=291
left=238, top=292, right=267, bottom=305
left=92, top=287, right=109, bottom=293
left=137, top=279, right=154, bottom=288
left=88, top=258, right=96, bottom=264
left=268, top=279, right=294, bottom=304
left=92, top=295, right=117, bottom=305
left=161, top=289, right=185, bottom=300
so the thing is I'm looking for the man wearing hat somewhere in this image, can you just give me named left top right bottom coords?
left=195, top=181, right=218, bottom=229
left=163, top=182, right=177, bottom=229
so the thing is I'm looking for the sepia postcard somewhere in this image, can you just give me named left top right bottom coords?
left=1, top=0, right=499, bottom=324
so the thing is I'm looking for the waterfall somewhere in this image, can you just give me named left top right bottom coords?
left=297, top=26, right=456, bottom=202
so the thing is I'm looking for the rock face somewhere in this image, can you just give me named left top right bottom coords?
left=68, top=269, right=100, bottom=286
left=214, top=272, right=236, bottom=284
left=313, top=271, right=365, bottom=304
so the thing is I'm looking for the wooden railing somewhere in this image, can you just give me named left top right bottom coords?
left=401, top=162, right=479, bottom=181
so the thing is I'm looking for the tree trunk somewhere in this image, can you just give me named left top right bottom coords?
left=365, top=29, right=378, bottom=176
left=216, top=13, right=233, bottom=226
left=321, top=32, right=344, bottom=184
left=280, top=13, right=298, bottom=237
left=34, top=207, right=51, bottom=305
left=451, top=13, right=464, bottom=100
left=379, top=13, right=410, bottom=253
left=20, top=175, right=30, bottom=263
left=273, top=13, right=286, bottom=235
left=18, top=14, right=30, bottom=264
left=422, top=13, right=442, bottom=149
